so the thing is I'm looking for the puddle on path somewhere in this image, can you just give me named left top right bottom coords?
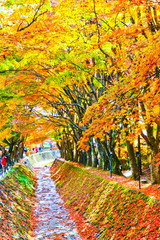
left=32, top=166, right=81, bottom=240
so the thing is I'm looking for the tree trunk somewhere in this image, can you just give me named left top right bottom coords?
left=86, top=148, right=92, bottom=166
left=56, top=141, right=61, bottom=152
left=138, top=135, right=142, bottom=174
left=19, top=142, right=24, bottom=159
left=151, top=145, right=160, bottom=184
left=118, top=137, right=121, bottom=158
left=112, top=151, right=122, bottom=175
left=96, top=138, right=109, bottom=170
left=141, top=124, right=160, bottom=183
left=140, top=102, right=160, bottom=183
left=101, top=139, right=121, bottom=174
left=126, top=140, right=139, bottom=180
left=65, top=139, right=73, bottom=161
left=90, top=138, right=97, bottom=167
left=74, top=143, right=79, bottom=162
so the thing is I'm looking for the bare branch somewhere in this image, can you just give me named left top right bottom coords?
left=17, top=1, right=48, bottom=31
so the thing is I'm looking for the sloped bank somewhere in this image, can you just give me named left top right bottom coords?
left=50, top=159, right=160, bottom=240
left=0, top=164, right=36, bottom=239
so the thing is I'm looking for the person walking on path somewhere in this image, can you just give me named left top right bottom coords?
left=35, top=147, right=38, bottom=153
left=1, top=156, right=7, bottom=176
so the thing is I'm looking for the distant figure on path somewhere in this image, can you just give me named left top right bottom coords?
left=0, top=157, right=2, bottom=171
left=1, top=156, right=7, bottom=175
left=35, top=147, right=38, bottom=153
left=119, top=165, right=122, bottom=172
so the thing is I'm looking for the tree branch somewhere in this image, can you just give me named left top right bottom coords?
left=141, top=131, right=153, bottom=149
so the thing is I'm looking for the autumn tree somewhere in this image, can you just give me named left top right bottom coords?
left=0, top=0, right=159, bottom=182
left=78, top=0, right=160, bottom=182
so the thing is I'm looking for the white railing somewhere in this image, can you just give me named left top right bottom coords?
left=27, top=150, right=61, bottom=167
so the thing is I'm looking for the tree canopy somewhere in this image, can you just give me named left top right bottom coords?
left=0, top=0, right=159, bottom=182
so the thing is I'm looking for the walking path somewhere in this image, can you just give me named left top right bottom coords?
left=59, top=159, right=160, bottom=201
left=85, top=167, right=160, bottom=201
left=31, top=165, right=81, bottom=240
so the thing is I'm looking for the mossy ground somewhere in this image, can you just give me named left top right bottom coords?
left=0, top=164, right=36, bottom=240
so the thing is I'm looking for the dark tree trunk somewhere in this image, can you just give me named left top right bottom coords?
left=101, top=139, right=121, bottom=174
left=126, top=140, right=139, bottom=180
left=138, top=135, right=142, bottom=175
left=96, top=138, right=109, bottom=170
left=151, top=145, right=160, bottom=184
left=74, top=143, right=79, bottom=162
left=112, top=151, right=122, bottom=175
left=140, top=102, right=160, bottom=183
left=86, top=147, right=92, bottom=166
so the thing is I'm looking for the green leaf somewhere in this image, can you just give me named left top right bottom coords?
left=93, top=77, right=103, bottom=89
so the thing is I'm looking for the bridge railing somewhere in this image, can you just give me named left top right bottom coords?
left=27, top=150, right=61, bottom=167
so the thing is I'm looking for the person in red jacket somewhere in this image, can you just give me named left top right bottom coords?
left=1, top=156, right=7, bottom=175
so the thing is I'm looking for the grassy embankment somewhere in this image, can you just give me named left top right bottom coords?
left=50, top=160, right=160, bottom=240
left=0, top=164, right=36, bottom=239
